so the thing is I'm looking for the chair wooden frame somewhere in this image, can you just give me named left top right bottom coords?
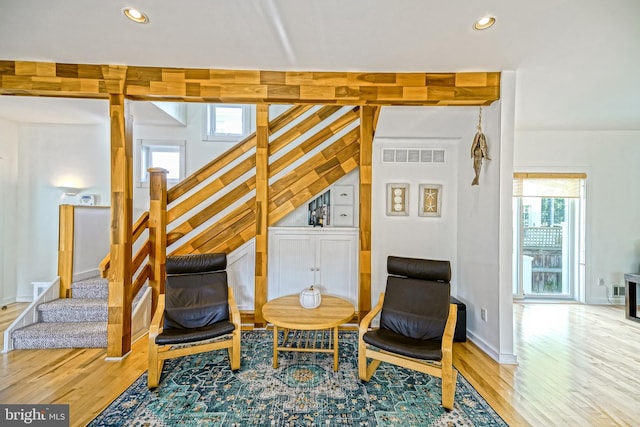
left=358, top=292, right=458, bottom=410
left=147, top=287, right=241, bottom=388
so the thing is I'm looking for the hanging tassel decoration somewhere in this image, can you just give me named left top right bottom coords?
left=471, top=107, right=490, bottom=185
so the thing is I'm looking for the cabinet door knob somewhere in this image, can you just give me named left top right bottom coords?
left=340, top=214, right=347, bottom=217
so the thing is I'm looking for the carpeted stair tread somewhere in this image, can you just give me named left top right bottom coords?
left=12, top=321, right=107, bottom=349
left=38, top=298, right=108, bottom=323
left=12, top=281, right=149, bottom=350
left=71, top=278, right=109, bottom=299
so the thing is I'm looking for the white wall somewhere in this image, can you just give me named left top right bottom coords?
left=14, top=123, right=110, bottom=299
left=372, top=101, right=515, bottom=363
left=372, top=108, right=467, bottom=301
left=514, top=130, right=640, bottom=304
left=498, top=72, right=517, bottom=363
left=73, top=206, right=111, bottom=281
left=0, top=117, right=19, bottom=305
left=455, top=101, right=507, bottom=361
left=371, top=135, right=459, bottom=299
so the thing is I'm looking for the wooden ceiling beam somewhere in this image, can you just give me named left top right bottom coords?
left=0, top=60, right=500, bottom=105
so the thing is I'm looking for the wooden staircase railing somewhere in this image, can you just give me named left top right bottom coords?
left=169, top=106, right=360, bottom=254
left=99, top=103, right=363, bottom=347
left=99, top=211, right=149, bottom=278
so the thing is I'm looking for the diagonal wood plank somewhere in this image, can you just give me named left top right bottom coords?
left=268, top=140, right=360, bottom=225
left=269, top=128, right=359, bottom=196
left=269, top=106, right=342, bottom=155
left=167, top=177, right=257, bottom=245
left=169, top=134, right=360, bottom=257
left=168, top=136, right=256, bottom=203
left=168, top=104, right=311, bottom=203
left=167, top=155, right=256, bottom=223
left=169, top=198, right=256, bottom=255
left=269, top=107, right=360, bottom=177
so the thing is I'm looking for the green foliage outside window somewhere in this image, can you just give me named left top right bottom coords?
left=540, top=198, right=565, bottom=226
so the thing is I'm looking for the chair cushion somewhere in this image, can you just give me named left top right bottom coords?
left=380, top=276, right=450, bottom=340
left=363, top=328, right=443, bottom=360
left=166, top=253, right=227, bottom=275
left=156, top=320, right=235, bottom=345
left=163, top=271, right=230, bottom=330
left=387, top=256, right=451, bottom=282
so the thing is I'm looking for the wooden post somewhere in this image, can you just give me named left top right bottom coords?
left=254, top=104, right=269, bottom=327
left=358, top=106, right=379, bottom=318
left=57, top=204, right=75, bottom=298
left=107, top=93, right=133, bottom=358
left=148, top=168, right=168, bottom=315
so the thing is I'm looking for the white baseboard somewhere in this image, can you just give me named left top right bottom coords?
left=467, top=331, right=518, bottom=365
left=0, top=297, right=16, bottom=306
left=498, top=352, right=519, bottom=364
left=105, top=351, right=131, bottom=362
left=586, top=297, right=624, bottom=305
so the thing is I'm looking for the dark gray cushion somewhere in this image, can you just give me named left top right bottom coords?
left=363, top=279, right=450, bottom=360
left=163, top=271, right=230, bottom=331
left=166, top=253, right=226, bottom=275
left=387, top=256, right=451, bottom=282
left=156, top=321, right=235, bottom=346
left=379, top=276, right=450, bottom=341
left=363, top=328, right=443, bottom=360
left=157, top=253, right=234, bottom=345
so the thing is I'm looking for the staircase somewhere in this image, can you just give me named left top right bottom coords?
left=10, top=104, right=370, bottom=352
left=11, top=278, right=146, bottom=350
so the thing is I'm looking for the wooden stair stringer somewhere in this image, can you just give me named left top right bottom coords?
left=169, top=135, right=360, bottom=256
left=167, top=104, right=314, bottom=203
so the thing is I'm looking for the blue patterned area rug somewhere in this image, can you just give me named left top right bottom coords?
left=89, top=330, right=507, bottom=426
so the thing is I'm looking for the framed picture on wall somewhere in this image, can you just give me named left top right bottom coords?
left=418, top=184, right=442, bottom=217
left=386, top=183, right=409, bottom=216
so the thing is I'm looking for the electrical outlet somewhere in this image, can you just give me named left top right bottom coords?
left=598, top=278, right=605, bottom=287
left=480, top=308, right=487, bottom=322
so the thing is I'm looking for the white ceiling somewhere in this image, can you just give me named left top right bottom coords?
left=0, top=0, right=638, bottom=130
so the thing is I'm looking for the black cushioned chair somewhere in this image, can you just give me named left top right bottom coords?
left=148, top=253, right=241, bottom=389
left=358, top=256, right=458, bottom=410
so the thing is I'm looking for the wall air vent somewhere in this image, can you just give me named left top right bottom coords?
left=382, top=148, right=445, bottom=164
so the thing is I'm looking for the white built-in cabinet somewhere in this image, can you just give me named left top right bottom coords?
left=268, top=227, right=358, bottom=307
left=332, top=185, right=355, bottom=227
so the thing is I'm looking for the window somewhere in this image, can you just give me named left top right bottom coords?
left=203, top=104, right=252, bottom=141
left=137, top=140, right=186, bottom=187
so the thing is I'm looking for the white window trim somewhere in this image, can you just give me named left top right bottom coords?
left=202, top=104, right=252, bottom=142
left=136, top=139, right=186, bottom=188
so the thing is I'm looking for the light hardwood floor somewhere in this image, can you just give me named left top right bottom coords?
left=1, top=302, right=639, bottom=426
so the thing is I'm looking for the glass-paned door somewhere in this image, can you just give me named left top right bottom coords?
left=513, top=175, right=585, bottom=300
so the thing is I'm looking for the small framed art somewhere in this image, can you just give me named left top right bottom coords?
left=386, top=183, right=409, bottom=216
left=419, top=184, right=442, bottom=217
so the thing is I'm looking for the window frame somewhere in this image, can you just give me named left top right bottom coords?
left=136, top=139, right=186, bottom=188
left=202, top=104, right=252, bottom=142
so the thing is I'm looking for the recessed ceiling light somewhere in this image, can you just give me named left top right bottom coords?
left=123, top=7, right=149, bottom=24
left=474, top=16, right=496, bottom=30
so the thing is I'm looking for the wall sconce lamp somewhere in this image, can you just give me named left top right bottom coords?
left=58, top=186, right=83, bottom=196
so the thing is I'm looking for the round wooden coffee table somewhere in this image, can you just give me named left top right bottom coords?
left=262, top=294, right=355, bottom=371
